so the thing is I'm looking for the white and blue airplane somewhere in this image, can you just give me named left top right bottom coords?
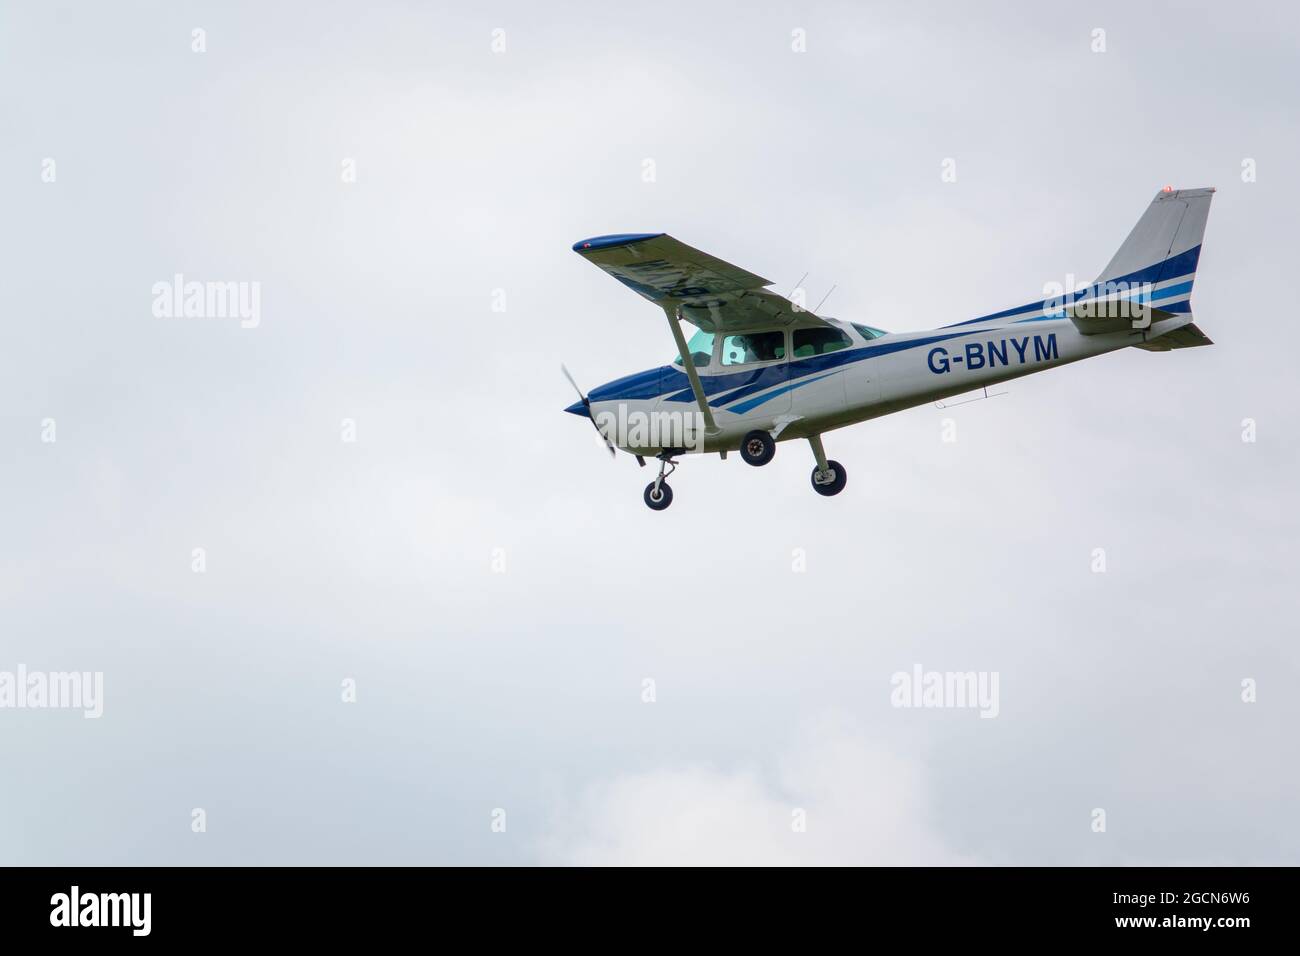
left=564, top=187, right=1214, bottom=510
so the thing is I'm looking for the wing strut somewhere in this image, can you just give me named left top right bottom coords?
left=664, top=306, right=720, bottom=435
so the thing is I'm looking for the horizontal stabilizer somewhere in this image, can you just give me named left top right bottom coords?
left=1133, top=321, right=1213, bottom=351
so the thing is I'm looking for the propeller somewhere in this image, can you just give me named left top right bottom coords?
left=562, top=364, right=616, bottom=458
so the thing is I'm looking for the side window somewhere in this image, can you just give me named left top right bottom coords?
left=721, top=331, right=786, bottom=366
left=673, top=328, right=714, bottom=368
left=851, top=323, right=886, bottom=340
left=792, top=327, right=852, bottom=358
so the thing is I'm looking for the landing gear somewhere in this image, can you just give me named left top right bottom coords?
left=638, top=435, right=848, bottom=508
left=644, top=481, right=673, bottom=510
left=808, top=434, right=847, bottom=497
left=740, top=429, right=776, bottom=467
left=643, top=455, right=677, bottom=511
left=811, top=461, right=847, bottom=496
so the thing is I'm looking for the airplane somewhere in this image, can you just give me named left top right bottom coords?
left=564, top=186, right=1215, bottom=510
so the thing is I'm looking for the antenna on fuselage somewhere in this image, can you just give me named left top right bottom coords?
left=788, top=271, right=810, bottom=313
left=813, top=285, right=837, bottom=314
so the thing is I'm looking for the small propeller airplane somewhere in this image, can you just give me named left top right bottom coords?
left=564, top=187, right=1215, bottom=510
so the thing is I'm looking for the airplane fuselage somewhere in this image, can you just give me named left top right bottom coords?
left=583, top=313, right=1187, bottom=457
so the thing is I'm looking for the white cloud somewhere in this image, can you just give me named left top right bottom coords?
left=545, top=718, right=972, bottom=866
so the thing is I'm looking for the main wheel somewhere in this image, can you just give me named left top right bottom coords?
left=811, top=460, right=847, bottom=496
left=643, top=481, right=674, bottom=511
left=740, top=429, right=776, bottom=467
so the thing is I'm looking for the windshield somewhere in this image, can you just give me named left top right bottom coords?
left=673, top=328, right=714, bottom=367
left=851, top=323, right=888, bottom=340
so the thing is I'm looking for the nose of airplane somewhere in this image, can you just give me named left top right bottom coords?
left=564, top=399, right=588, bottom=417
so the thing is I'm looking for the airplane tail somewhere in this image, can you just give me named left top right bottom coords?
left=1096, top=186, right=1214, bottom=315
left=1070, top=187, right=1215, bottom=345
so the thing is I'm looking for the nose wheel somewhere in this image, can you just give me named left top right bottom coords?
left=643, top=481, right=673, bottom=510
left=643, top=454, right=677, bottom=511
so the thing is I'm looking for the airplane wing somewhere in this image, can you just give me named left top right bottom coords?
left=571, top=233, right=833, bottom=332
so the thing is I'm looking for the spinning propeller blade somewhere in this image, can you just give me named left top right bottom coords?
left=561, top=364, right=616, bottom=458
left=561, top=363, right=585, bottom=403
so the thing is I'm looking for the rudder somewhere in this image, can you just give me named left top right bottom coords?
left=1095, top=187, right=1215, bottom=313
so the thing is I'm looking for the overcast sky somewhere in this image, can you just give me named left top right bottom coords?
left=2, top=0, right=1297, bottom=865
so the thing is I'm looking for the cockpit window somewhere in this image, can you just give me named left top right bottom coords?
left=793, top=327, right=852, bottom=358
left=721, top=331, right=786, bottom=366
left=673, top=328, right=714, bottom=368
left=851, top=323, right=887, bottom=340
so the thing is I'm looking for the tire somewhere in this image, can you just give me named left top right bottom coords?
left=740, top=429, right=776, bottom=467
left=811, top=460, right=847, bottom=496
left=643, top=481, right=673, bottom=511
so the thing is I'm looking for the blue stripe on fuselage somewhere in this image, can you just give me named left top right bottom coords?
left=728, top=371, right=840, bottom=415
left=1010, top=279, right=1196, bottom=325
left=942, top=245, right=1202, bottom=329
left=712, top=330, right=979, bottom=408
left=589, top=328, right=995, bottom=406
